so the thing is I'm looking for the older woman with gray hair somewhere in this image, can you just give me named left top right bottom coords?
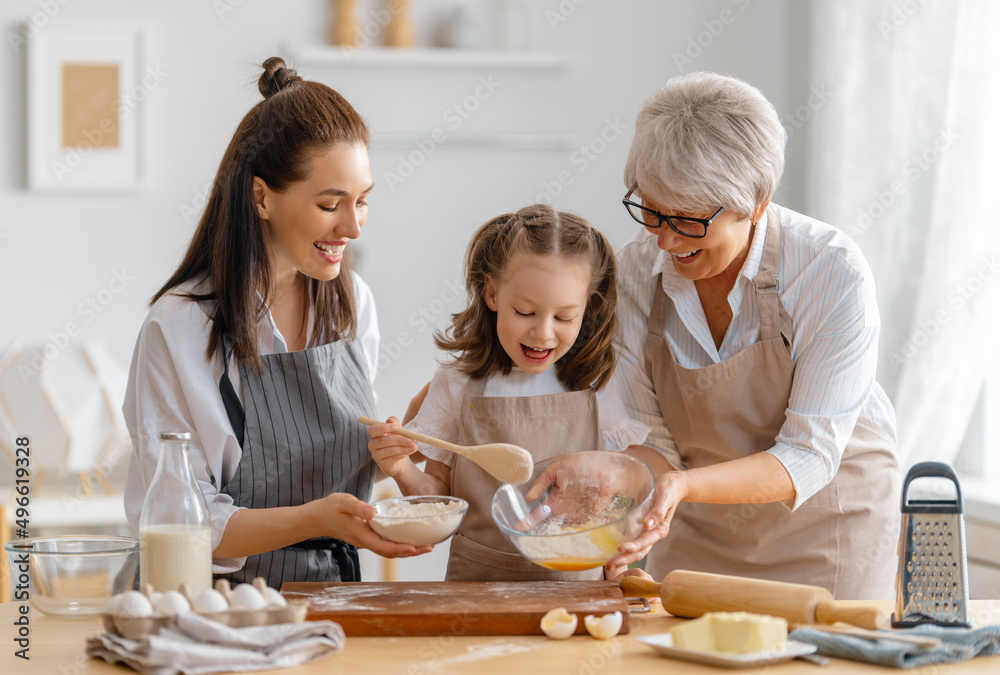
left=608, top=72, right=901, bottom=600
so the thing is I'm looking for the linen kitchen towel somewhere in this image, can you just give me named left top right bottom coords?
left=790, top=624, right=1000, bottom=669
left=86, top=612, right=346, bottom=675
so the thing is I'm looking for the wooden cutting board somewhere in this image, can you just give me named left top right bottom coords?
left=280, top=580, right=630, bottom=636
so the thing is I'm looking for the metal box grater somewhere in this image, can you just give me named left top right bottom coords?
left=892, top=461, right=971, bottom=628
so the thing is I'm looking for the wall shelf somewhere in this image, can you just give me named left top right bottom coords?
left=287, top=45, right=577, bottom=70
left=370, top=132, right=578, bottom=151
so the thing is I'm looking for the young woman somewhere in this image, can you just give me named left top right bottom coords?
left=123, top=57, right=430, bottom=590
left=367, top=204, right=649, bottom=581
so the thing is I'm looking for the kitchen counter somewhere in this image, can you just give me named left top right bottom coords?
left=2, top=598, right=999, bottom=673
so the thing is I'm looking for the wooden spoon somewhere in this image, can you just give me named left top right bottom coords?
left=359, top=416, right=534, bottom=485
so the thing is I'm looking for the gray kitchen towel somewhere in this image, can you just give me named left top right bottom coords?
left=86, top=612, right=346, bottom=675
left=790, top=624, right=1000, bottom=669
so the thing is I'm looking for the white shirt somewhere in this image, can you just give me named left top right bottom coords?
left=122, top=274, right=379, bottom=572
left=614, top=204, right=897, bottom=510
left=408, top=364, right=650, bottom=466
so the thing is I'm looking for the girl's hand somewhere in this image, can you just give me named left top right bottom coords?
left=605, top=470, right=689, bottom=569
left=367, top=416, right=419, bottom=478
left=313, top=492, right=432, bottom=558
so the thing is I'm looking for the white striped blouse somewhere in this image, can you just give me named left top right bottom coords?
left=613, top=204, right=897, bottom=510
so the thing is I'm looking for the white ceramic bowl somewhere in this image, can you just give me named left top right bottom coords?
left=4, top=535, right=140, bottom=617
left=369, top=496, right=469, bottom=546
left=492, top=452, right=654, bottom=571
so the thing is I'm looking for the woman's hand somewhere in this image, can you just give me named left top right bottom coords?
left=522, top=453, right=631, bottom=528
left=606, top=470, right=689, bottom=569
left=605, top=563, right=654, bottom=584
left=367, top=416, right=419, bottom=478
left=312, top=492, right=432, bottom=558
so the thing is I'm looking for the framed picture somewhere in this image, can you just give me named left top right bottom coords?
left=27, top=21, right=145, bottom=191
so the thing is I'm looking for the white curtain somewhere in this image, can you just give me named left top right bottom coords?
left=805, top=0, right=1000, bottom=470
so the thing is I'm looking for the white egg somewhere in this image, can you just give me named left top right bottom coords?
left=229, top=583, right=267, bottom=611
left=584, top=611, right=623, bottom=639
left=154, top=590, right=191, bottom=616
left=192, top=588, right=229, bottom=614
left=105, top=593, right=124, bottom=615
left=264, top=587, right=287, bottom=608
left=540, top=607, right=578, bottom=639
left=116, top=591, right=154, bottom=618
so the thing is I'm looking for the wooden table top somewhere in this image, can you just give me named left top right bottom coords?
left=2, top=598, right=999, bottom=674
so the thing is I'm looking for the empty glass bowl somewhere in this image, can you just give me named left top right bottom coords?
left=492, top=451, right=654, bottom=571
left=368, top=496, right=469, bottom=547
left=4, top=535, right=140, bottom=617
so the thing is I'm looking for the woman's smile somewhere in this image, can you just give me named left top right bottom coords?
left=671, top=249, right=702, bottom=263
left=313, top=240, right=346, bottom=263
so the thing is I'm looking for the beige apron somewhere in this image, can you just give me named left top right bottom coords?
left=445, top=376, right=605, bottom=582
left=644, top=210, right=901, bottom=600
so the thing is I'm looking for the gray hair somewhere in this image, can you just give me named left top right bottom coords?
left=624, top=72, right=786, bottom=220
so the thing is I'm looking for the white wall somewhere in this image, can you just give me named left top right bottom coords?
left=0, top=0, right=807, bottom=580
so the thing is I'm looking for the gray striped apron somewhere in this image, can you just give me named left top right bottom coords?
left=217, top=336, right=377, bottom=589
left=643, top=210, right=901, bottom=599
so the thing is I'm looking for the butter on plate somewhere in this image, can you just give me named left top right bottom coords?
left=670, top=611, right=788, bottom=654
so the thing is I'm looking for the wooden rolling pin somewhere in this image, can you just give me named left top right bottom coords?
left=620, top=570, right=889, bottom=630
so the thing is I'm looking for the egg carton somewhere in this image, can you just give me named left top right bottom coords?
left=101, top=578, right=308, bottom=641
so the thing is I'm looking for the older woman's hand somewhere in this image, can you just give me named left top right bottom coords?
left=605, top=470, right=689, bottom=569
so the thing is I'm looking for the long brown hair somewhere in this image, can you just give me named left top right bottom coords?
left=153, top=57, right=370, bottom=370
left=436, top=204, right=618, bottom=391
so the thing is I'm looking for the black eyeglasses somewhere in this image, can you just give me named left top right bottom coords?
left=622, top=189, right=724, bottom=238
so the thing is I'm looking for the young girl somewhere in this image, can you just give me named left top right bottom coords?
left=367, top=204, right=649, bottom=581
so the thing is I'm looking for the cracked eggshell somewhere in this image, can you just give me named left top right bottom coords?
left=584, top=611, right=623, bottom=639
left=540, top=607, right=578, bottom=639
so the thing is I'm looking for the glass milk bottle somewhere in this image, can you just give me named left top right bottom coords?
left=139, top=431, right=212, bottom=593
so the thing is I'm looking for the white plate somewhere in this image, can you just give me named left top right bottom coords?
left=637, top=633, right=817, bottom=669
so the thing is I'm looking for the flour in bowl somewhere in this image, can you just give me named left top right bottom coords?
left=369, top=498, right=467, bottom=546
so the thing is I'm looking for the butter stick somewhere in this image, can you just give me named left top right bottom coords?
left=671, top=611, right=788, bottom=654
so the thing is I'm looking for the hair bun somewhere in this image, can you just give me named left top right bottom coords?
left=259, top=56, right=302, bottom=98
